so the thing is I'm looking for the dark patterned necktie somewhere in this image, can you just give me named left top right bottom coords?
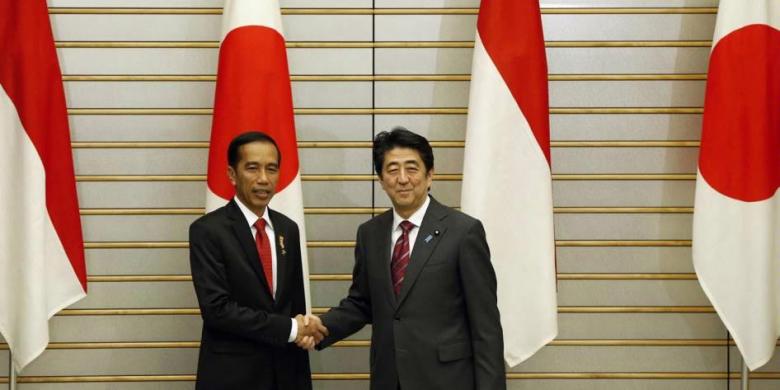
left=391, top=220, right=415, bottom=296
left=254, top=219, right=273, bottom=295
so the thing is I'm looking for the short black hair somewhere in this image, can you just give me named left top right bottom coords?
left=373, top=126, right=434, bottom=176
left=227, top=131, right=281, bottom=168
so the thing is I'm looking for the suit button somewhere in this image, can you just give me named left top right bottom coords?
left=394, top=315, right=400, bottom=321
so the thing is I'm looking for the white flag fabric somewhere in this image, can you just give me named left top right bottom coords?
left=205, top=0, right=311, bottom=311
left=461, top=0, right=558, bottom=367
left=0, top=0, right=87, bottom=372
left=692, top=0, right=780, bottom=371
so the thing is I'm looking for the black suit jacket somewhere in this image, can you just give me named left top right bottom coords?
left=189, top=199, right=311, bottom=390
left=319, top=197, right=505, bottom=390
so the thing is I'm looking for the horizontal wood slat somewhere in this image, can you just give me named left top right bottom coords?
left=47, top=8, right=718, bottom=15
left=74, top=174, right=698, bottom=182
left=4, top=372, right=778, bottom=384
left=53, top=306, right=715, bottom=316
left=83, top=273, right=699, bottom=283
left=61, top=74, right=708, bottom=82
left=81, top=240, right=693, bottom=249
left=55, top=41, right=713, bottom=49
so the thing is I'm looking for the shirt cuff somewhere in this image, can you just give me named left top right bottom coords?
left=288, top=317, right=298, bottom=343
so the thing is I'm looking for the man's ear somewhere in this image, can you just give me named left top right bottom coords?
left=227, top=165, right=237, bottom=186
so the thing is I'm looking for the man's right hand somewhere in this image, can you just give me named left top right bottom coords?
left=294, top=314, right=328, bottom=350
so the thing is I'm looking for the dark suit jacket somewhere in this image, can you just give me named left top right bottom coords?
left=189, top=199, right=312, bottom=390
left=319, top=197, right=505, bottom=390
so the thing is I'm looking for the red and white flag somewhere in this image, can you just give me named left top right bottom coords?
left=206, top=0, right=310, bottom=309
left=461, top=0, right=557, bottom=366
left=0, top=1, right=87, bottom=372
left=693, top=0, right=779, bottom=370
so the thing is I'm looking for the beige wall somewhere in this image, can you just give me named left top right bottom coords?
left=1, top=0, right=778, bottom=388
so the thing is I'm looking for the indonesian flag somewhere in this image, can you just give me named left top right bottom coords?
left=692, top=0, right=780, bottom=371
left=0, top=1, right=87, bottom=372
left=461, top=0, right=557, bottom=366
left=206, top=0, right=310, bottom=310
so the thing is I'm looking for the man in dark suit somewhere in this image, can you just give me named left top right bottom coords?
left=189, top=131, right=327, bottom=390
left=317, top=127, right=506, bottom=390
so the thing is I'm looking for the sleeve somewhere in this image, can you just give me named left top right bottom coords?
left=317, top=225, right=373, bottom=349
left=288, top=318, right=298, bottom=342
left=458, top=220, right=507, bottom=390
left=288, top=220, right=307, bottom=336
left=189, top=220, right=292, bottom=346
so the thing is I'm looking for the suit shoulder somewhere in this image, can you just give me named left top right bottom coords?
left=190, top=205, right=230, bottom=231
left=450, top=209, right=480, bottom=225
left=269, top=209, right=296, bottom=225
left=443, top=205, right=481, bottom=228
left=269, top=208, right=299, bottom=230
left=191, top=205, right=229, bottom=226
left=360, top=209, right=393, bottom=230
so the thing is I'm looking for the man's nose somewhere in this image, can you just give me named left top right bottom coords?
left=256, top=169, right=270, bottom=184
left=398, top=170, right=410, bottom=183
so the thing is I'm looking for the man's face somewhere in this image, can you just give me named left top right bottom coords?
left=228, top=141, right=280, bottom=216
left=379, top=147, right=433, bottom=218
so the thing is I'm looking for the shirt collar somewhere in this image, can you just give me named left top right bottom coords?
left=234, top=196, right=274, bottom=231
left=392, top=195, right=430, bottom=231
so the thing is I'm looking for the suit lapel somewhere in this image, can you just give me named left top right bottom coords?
left=372, top=211, right=397, bottom=309
left=396, top=198, right=449, bottom=310
left=227, top=200, right=273, bottom=297
left=269, top=209, right=289, bottom=305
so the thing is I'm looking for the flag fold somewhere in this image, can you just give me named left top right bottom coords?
left=461, top=0, right=558, bottom=367
left=0, top=0, right=87, bottom=372
left=693, top=0, right=780, bottom=371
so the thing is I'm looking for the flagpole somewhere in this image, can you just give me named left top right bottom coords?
left=8, top=351, right=16, bottom=390
left=741, top=358, right=749, bottom=390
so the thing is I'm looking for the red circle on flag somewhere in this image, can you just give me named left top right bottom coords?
left=207, top=25, right=299, bottom=200
left=699, top=24, right=780, bottom=202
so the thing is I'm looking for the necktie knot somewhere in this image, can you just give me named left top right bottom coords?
left=399, top=220, right=414, bottom=234
left=254, top=218, right=266, bottom=230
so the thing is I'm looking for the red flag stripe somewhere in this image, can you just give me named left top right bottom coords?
left=0, top=1, right=86, bottom=290
left=476, top=0, right=551, bottom=165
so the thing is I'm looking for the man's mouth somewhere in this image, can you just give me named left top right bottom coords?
left=253, top=189, right=272, bottom=198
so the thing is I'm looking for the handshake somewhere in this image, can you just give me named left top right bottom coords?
left=293, top=314, right=328, bottom=350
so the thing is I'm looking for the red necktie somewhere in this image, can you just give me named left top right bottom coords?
left=254, top=219, right=273, bottom=295
left=391, top=220, right=415, bottom=296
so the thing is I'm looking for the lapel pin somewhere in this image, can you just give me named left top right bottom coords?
left=434, top=230, right=440, bottom=236
left=279, top=235, right=286, bottom=256
left=424, top=234, right=433, bottom=243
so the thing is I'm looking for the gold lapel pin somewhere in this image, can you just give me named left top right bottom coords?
left=279, top=235, right=286, bottom=256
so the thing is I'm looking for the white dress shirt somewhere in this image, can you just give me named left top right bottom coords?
left=234, top=197, right=298, bottom=342
left=390, top=195, right=431, bottom=259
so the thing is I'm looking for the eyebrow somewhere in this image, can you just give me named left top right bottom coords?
left=244, top=161, right=278, bottom=167
left=387, top=159, right=419, bottom=165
